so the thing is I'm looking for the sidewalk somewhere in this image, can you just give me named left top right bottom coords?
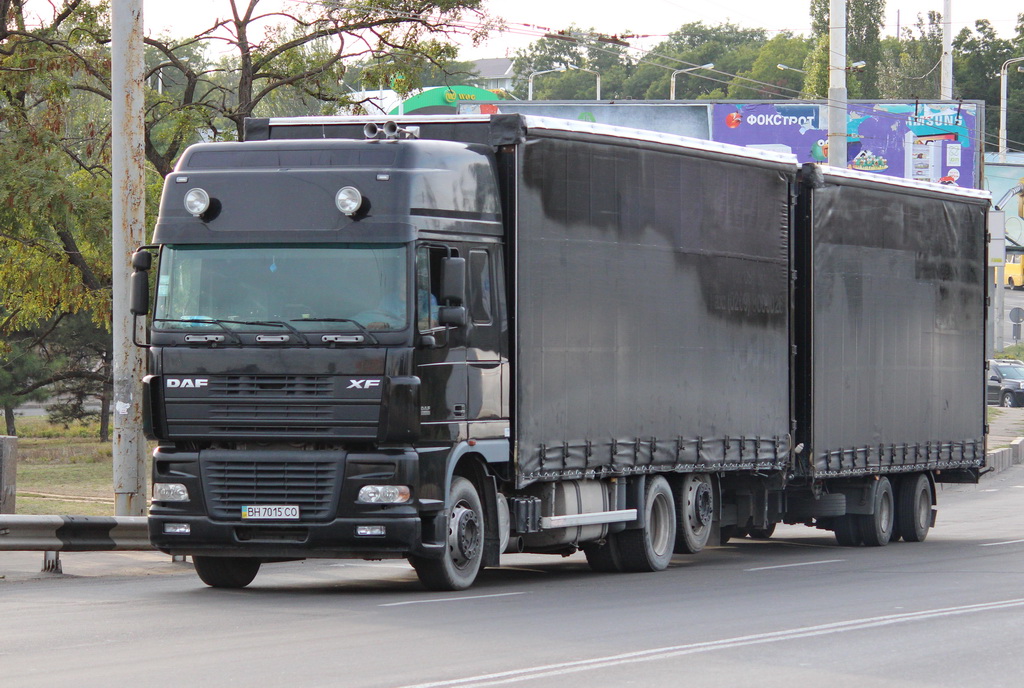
left=987, top=406, right=1024, bottom=449
left=0, top=549, right=190, bottom=584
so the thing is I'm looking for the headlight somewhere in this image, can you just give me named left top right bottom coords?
left=184, top=188, right=210, bottom=216
left=358, top=485, right=411, bottom=504
left=153, top=482, right=189, bottom=502
left=335, top=186, right=363, bottom=215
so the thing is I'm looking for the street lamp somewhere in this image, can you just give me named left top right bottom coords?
left=566, top=63, right=601, bottom=100
left=527, top=64, right=602, bottom=100
left=776, top=63, right=807, bottom=74
left=528, top=66, right=566, bottom=100
left=670, top=63, right=714, bottom=100
left=1000, top=57, right=1024, bottom=163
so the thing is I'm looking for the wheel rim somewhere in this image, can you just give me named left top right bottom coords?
left=685, top=476, right=712, bottom=534
left=448, top=501, right=481, bottom=570
left=1004, top=393, right=1014, bottom=407
left=649, top=490, right=673, bottom=557
left=879, top=490, right=893, bottom=534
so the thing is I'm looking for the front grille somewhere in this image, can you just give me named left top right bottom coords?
left=204, top=460, right=339, bottom=520
left=209, top=405, right=333, bottom=420
left=208, top=376, right=332, bottom=398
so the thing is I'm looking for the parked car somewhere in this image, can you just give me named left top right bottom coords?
left=988, top=360, right=1024, bottom=407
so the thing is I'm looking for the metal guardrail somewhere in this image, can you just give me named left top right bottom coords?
left=0, top=515, right=154, bottom=572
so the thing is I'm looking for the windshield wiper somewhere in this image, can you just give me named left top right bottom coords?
left=290, top=317, right=379, bottom=344
left=152, top=318, right=244, bottom=346
left=233, top=319, right=312, bottom=347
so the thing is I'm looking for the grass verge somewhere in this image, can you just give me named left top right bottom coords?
left=11, top=415, right=149, bottom=517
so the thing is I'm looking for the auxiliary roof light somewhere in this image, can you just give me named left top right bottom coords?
left=336, top=186, right=363, bottom=216
left=184, top=188, right=211, bottom=217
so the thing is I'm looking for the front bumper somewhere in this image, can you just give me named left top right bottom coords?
left=148, top=510, right=446, bottom=560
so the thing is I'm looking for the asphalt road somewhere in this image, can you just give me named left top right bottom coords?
left=5, top=470, right=1024, bottom=688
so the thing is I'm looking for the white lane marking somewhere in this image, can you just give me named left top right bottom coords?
left=395, top=598, right=1024, bottom=688
left=980, top=538, right=1024, bottom=547
left=745, top=559, right=845, bottom=572
left=381, top=592, right=526, bottom=607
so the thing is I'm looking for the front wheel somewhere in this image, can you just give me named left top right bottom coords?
left=410, top=476, right=484, bottom=591
left=192, top=556, right=261, bottom=588
left=1002, top=391, right=1017, bottom=408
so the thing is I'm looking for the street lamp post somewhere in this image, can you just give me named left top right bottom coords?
left=1000, top=57, right=1024, bottom=163
left=528, top=66, right=566, bottom=100
left=776, top=63, right=806, bottom=74
left=568, top=64, right=601, bottom=100
left=670, top=63, right=714, bottom=100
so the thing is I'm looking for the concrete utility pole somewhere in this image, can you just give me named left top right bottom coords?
left=827, top=0, right=848, bottom=167
left=111, top=0, right=148, bottom=517
left=940, top=0, right=953, bottom=99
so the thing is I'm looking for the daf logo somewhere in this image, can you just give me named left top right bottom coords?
left=166, top=378, right=209, bottom=388
left=347, top=379, right=382, bottom=389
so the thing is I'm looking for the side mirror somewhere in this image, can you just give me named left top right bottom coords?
left=438, top=305, right=467, bottom=327
left=440, top=257, right=466, bottom=306
left=131, top=249, right=152, bottom=271
left=130, top=249, right=152, bottom=316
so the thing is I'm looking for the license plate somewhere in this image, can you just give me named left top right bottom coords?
left=241, top=505, right=300, bottom=520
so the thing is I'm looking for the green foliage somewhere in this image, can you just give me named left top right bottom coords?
left=727, top=34, right=813, bottom=99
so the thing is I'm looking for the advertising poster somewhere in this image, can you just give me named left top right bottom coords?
left=985, top=158, right=1024, bottom=246
left=713, top=101, right=981, bottom=188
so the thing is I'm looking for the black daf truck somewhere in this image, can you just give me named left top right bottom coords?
left=133, top=114, right=989, bottom=589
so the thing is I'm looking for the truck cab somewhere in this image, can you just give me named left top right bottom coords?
left=138, top=126, right=509, bottom=589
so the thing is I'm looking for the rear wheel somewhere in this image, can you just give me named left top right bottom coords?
left=858, top=477, right=894, bottom=547
left=896, top=473, right=933, bottom=542
left=192, top=556, right=261, bottom=588
left=583, top=537, right=623, bottom=572
left=833, top=515, right=862, bottom=547
left=410, top=476, right=484, bottom=591
left=617, top=475, right=676, bottom=572
left=675, top=473, right=714, bottom=554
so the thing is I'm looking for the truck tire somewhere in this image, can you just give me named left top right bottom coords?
left=833, top=515, right=862, bottom=547
left=410, top=477, right=484, bottom=591
left=896, top=473, right=932, bottom=542
left=617, top=475, right=676, bottom=572
left=674, top=473, right=713, bottom=554
left=192, top=556, right=261, bottom=588
left=858, top=477, right=894, bottom=547
left=749, top=523, right=776, bottom=539
left=583, top=537, right=623, bottom=573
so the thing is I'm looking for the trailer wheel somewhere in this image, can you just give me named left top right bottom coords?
left=896, top=473, right=933, bottom=542
left=617, top=475, right=676, bottom=572
left=675, top=473, right=714, bottom=554
left=583, top=537, right=623, bottom=572
left=749, top=523, right=776, bottom=539
left=192, top=556, right=261, bottom=588
left=833, top=515, right=862, bottom=547
left=411, top=477, right=484, bottom=591
left=858, top=477, right=894, bottom=547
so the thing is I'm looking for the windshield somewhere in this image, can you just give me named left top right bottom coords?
left=997, top=364, right=1024, bottom=380
left=154, top=244, right=408, bottom=332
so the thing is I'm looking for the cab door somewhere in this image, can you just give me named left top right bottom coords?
left=413, top=244, right=468, bottom=442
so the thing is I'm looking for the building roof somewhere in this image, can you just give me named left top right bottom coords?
left=472, top=58, right=514, bottom=79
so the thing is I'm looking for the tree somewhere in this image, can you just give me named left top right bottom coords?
left=726, top=34, right=813, bottom=99
left=0, top=1, right=491, bottom=438
left=807, top=0, right=885, bottom=99
left=509, top=26, right=631, bottom=100
left=625, top=23, right=767, bottom=100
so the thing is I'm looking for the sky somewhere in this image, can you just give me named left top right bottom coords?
left=142, top=0, right=1022, bottom=60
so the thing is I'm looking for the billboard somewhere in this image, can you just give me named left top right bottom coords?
left=713, top=101, right=982, bottom=188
